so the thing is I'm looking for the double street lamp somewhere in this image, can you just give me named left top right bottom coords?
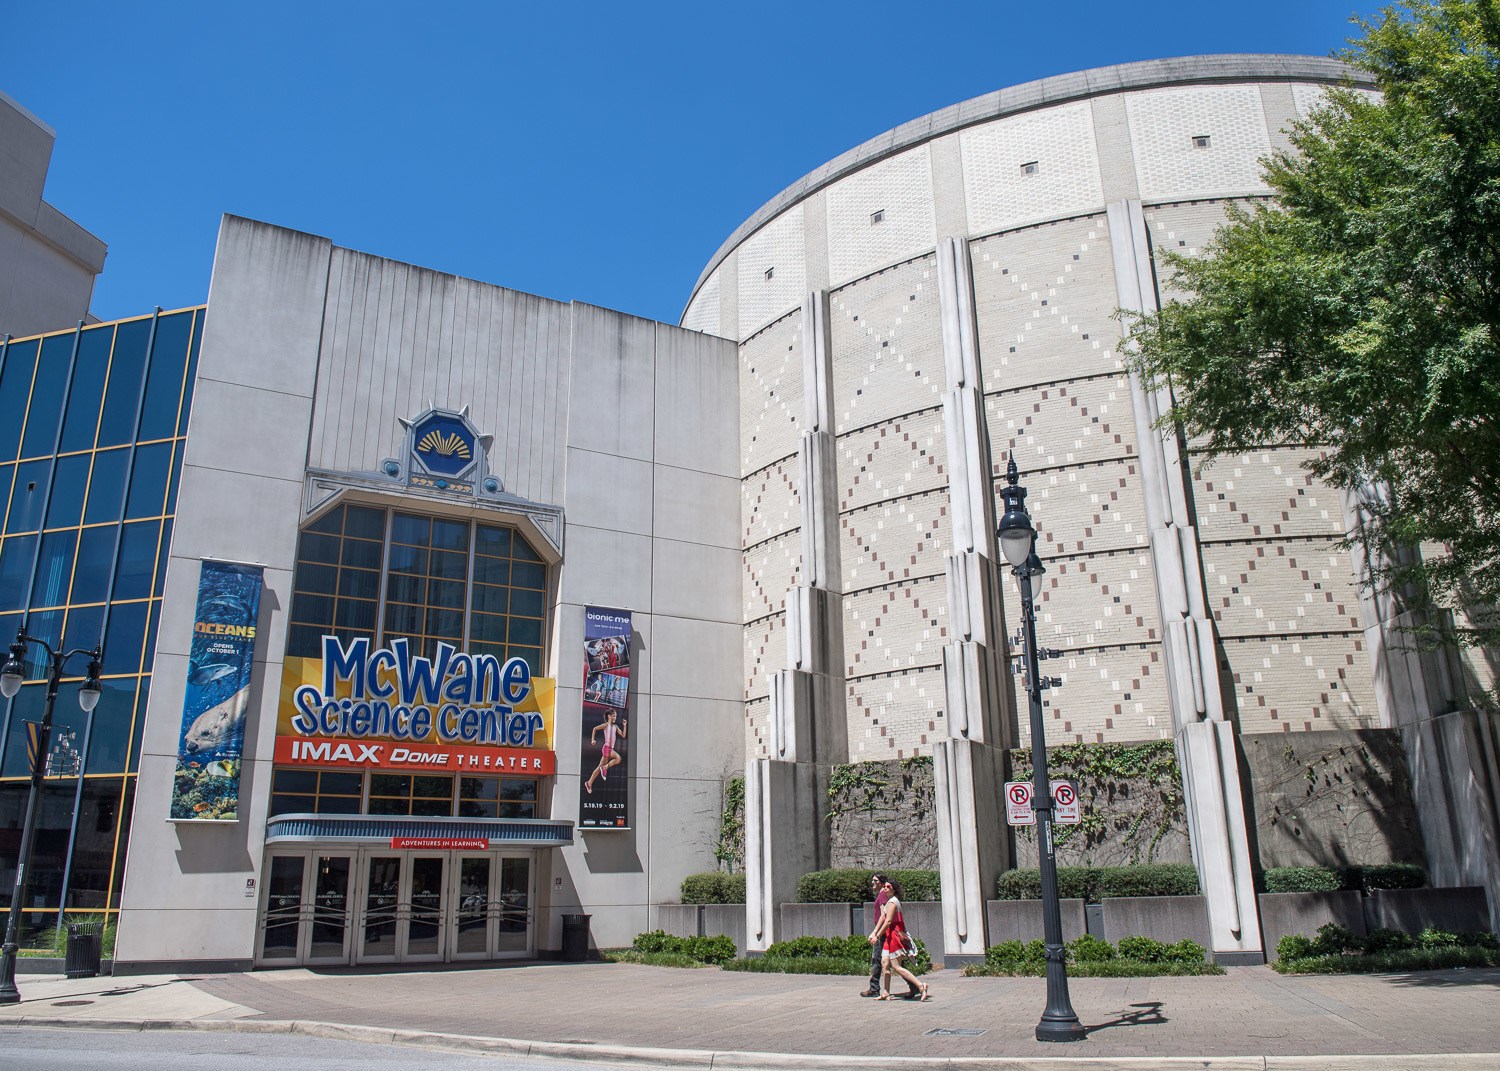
left=998, top=455, right=1086, bottom=1043
left=0, top=627, right=102, bottom=1005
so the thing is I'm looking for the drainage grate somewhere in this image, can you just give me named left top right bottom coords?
left=924, top=1027, right=985, bottom=1037
left=52, top=1000, right=94, bottom=1007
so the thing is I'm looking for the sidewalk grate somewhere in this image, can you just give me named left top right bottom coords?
left=924, top=1027, right=984, bottom=1037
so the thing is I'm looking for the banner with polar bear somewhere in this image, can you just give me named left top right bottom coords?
left=169, top=560, right=264, bottom=821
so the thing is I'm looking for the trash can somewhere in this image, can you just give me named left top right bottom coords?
left=561, top=913, right=591, bottom=962
left=64, top=922, right=102, bottom=979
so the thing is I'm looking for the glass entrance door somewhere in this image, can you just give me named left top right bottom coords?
left=404, top=855, right=447, bottom=961
left=261, top=848, right=533, bottom=965
left=450, top=855, right=492, bottom=959
left=257, top=852, right=354, bottom=965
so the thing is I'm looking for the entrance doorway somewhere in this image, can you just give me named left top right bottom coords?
left=257, top=848, right=534, bottom=966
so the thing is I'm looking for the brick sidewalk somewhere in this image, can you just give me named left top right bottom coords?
left=172, top=962, right=1500, bottom=1061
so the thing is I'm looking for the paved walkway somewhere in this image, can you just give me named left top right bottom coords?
left=2, top=962, right=1498, bottom=1069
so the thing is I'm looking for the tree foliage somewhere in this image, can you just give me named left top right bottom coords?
left=1127, top=1, right=1500, bottom=667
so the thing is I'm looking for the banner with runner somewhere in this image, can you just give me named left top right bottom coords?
left=579, top=606, right=633, bottom=829
left=169, top=560, right=264, bottom=821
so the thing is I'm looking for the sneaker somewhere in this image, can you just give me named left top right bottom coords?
left=859, top=988, right=880, bottom=998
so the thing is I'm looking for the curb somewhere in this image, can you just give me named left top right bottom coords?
left=2, top=1017, right=1496, bottom=1071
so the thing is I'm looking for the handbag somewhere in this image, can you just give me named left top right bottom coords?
left=899, top=931, right=919, bottom=958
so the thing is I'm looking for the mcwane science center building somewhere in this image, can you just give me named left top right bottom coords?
left=2, top=56, right=1496, bottom=972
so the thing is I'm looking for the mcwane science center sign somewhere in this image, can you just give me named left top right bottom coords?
left=275, top=636, right=556, bottom=772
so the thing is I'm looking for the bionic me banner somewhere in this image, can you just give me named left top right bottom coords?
left=169, top=560, right=263, bottom=821
left=579, top=606, right=632, bottom=829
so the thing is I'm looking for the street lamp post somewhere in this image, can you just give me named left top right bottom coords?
left=998, top=455, right=1086, bottom=1043
left=0, top=626, right=102, bottom=1005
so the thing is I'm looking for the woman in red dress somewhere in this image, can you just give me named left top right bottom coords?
left=872, top=878, right=930, bottom=1001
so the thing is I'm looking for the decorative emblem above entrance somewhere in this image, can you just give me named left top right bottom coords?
left=409, top=410, right=478, bottom=480
left=380, top=405, right=500, bottom=497
left=302, top=401, right=565, bottom=558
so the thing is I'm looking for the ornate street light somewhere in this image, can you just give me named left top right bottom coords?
left=998, top=455, right=1086, bottom=1043
left=0, top=627, right=103, bottom=1004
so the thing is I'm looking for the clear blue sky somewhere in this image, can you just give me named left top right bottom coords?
left=9, top=1, right=1369, bottom=327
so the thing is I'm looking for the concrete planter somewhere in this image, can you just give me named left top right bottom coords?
left=1258, top=890, right=1366, bottom=956
left=779, top=902, right=858, bottom=940
left=985, top=899, right=1087, bottom=944
left=702, top=904, right=748, bottom=954
left=1099, top=895, right=1210, bottom=947
left=1370, top=886, right=1491, bottom=934
left=655, top=904, right=702, bottom=938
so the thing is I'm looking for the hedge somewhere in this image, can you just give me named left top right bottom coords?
left=722, top=933, right=932, bottom=975
left=796, top=868, right=940, bottom=904
left=631, top=930, right=737, bottom=964
left=1273, top=923, right=1499, bottom=973
left=680, top=872, right=746, bottom=904
left=972, top=935, right=1218, bottom=976
left=996, top=864, right=1199, bottom=902
left=1262, top=864, right=1426, bottom=894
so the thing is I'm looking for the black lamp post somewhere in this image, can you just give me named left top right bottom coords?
left=0, top=626, right=102, bottom=1005
left=998, top=455, right=1086, bottom=1043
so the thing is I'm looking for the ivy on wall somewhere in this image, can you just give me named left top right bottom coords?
left=827, top=756, right=937, bottom=869
left=715, top=776, right=745, bottom=872
left=1010, top=741, right=1190, bottom=866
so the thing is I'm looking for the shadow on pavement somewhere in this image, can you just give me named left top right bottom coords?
left=1383, top=968, right=1500, bottom=988
left=1084, top=1001, right=1167, bottom=1036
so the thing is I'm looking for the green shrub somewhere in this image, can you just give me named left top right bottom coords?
left=985, top=939, right=1045, bottom=969
left=1164, top=939, right=1208, bottom=964
left=1274, top=946, right=1500, bottom=974
left=1363, top=928, right=1415, bottom=953
left=1068, top=934, right=1116, bottom=962
left=1276, top=933, right=1316, bottom=961
left=995, top=867, right=1097, bottom=901
left=1310, top=923, right=1362, bottom=957
left=1095, top=864, right=1199, bottom=898
left=794, top=868, right=940, bottom=903
left=765, top=934, right=869, bottom=960
left=1351, top=863, right=1425, bottom=892
left=629, top=930, right=735, bottom=964
left=1263, top=866, right=1343, bottom=893
left=722, top=956, right=869, bottom=974
left=996, top=864, right=1198, bottom=901
left=680, top=872, right=745, bottom=904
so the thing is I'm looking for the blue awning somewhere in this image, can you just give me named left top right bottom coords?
left=265, top=813, right=573, bottom=846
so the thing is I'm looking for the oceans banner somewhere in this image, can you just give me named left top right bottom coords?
left=169, top=560, right=263, bottom=821
left=579, top=606, right=633, bottom=829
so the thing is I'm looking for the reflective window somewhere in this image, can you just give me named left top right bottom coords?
left=0, top=339, right=39, bottom=461
left=84, top=449, right=129, bottom=525
left=125, top=442, right=171, bottom=519
left=20, top=335, right=77, bottom=459
left=288, top=505, right=550, bottom=673
left=71, top=527, right=119, bottom=605
left=113, top=521, right=159, bottom=601
left=59, top=327, right=113, bottom=453
left=138, top=312, right=192, bottom=441
left=45, top=454, right=91, bottom=529
left=0, top=310, right=198, bottom=921
left=6, top=460, right=49, bottom=533
left=33, top=529, right=78, bottom=607
left=96, top=318, right=151, bottom=448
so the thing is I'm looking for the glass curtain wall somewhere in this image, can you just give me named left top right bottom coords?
left=0, top=309, right=202, bottom=941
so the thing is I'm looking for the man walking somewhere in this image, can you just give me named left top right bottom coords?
left=861, top=871, right=920, bottom=999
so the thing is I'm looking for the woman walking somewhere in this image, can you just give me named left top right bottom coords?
left=871, top=877, right=930, bottom=1001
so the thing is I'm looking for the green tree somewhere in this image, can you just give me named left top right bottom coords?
left=1128, top=0, right=1500, bottom=677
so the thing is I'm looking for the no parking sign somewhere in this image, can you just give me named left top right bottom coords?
left=1004, top=781, right=1034, bottom=826
left=1052, top=780, right=1081, bottom=825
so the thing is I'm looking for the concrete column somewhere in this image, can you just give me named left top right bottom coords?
left=933, top=236, right=1014, bottom=959
left=745, top=290, right=849, bottom=951
left=1342, top=485, right=1500, bottom=930
left=1108, top=199, right=1261, bottom=958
